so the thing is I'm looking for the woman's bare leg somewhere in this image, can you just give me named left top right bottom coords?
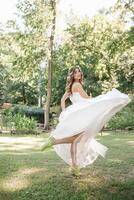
left=70, top=132, right=84, bottom=167
left=41, top=132, right=85, bottom=152
left=50, top=131, right=83, bottom=145
left=49, top=131, right=85, bottom=167
left=71, top=141, right=76, bottom=167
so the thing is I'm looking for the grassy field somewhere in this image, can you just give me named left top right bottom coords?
left=0, top=131, right=134, bottom=200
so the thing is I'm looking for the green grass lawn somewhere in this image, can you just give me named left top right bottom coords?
left=0, top=131, right=134, bottom=200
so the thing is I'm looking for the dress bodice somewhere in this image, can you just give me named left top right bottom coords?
left=69, top=92, right=90, bottom=104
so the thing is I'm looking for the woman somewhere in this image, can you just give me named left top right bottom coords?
left=41, top=66, right=131, bottom=176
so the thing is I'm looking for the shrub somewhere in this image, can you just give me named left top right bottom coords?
left=2, top=111, right=37, bottom=130
left=106, top=106, right=134, bottom=130
left=5, top=105, right=44, bottom=123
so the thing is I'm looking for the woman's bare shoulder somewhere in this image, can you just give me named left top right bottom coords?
left=72, top=82, right=82, bottom=92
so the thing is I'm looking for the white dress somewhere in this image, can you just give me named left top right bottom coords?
left=49, top=88, right=131, bottom=168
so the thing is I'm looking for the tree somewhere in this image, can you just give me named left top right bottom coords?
left=0, top=64, right=5, bottom=106
left=44, top=0, right=57, bottom=130
left=53, top=1, right=134, bottom=94
left=0, top=0, right=55, bottom=107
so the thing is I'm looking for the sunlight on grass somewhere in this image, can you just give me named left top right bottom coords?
left=0, top=167, right=47, bottom=192
left=76, top=174, right=104, bottom=186
left=98, top=132, right=111, bottom=136
left=0, top=136, right=45, bottom=143
left=0, top=136, right=46, bottom=151
left=107, top=158, right=123, bottom=163
left=0, top=177, right=29, bottom=192
left=0, top=131, right=133, bottom=200
left=127, top=140, right=134, bottom=146
left=17, top=167, right=46, bottom=175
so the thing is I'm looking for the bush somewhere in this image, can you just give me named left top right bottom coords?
left=2, top=111, right=37, bottom=130
left=106, top=106, right=134, bottom=130
left=5, top=105, right=44, bottom=123
left=2, top=104, right=61, bottom=129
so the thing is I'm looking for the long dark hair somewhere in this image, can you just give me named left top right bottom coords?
left=65, top=66, right=84, bottom=95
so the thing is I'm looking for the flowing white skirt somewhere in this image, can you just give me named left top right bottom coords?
left=49, top=88, right=131, bottom=168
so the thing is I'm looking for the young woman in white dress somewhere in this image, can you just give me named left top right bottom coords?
left=41, top=66, right=131, bottom=176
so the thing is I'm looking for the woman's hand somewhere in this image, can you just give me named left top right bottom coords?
left=89, top=92, right=92, bottom=99
left=60, top=91, right=70, bottom=111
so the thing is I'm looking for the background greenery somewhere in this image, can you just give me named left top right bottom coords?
left=0, top=0, right=133, bottom=131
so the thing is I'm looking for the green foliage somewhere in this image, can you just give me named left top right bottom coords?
left=117, top=47, right=134, bottom=93
left=6, top=81, right=38, bottom=105
left=107, top=97, right=134, bottom=130
left=2, top=111, right=37, bottom=130
left=56, top=14, right=133, bottom=93
left=107, top=109, right=134, bottom=130
left=52, top=0, right=134, bottom=95
left=0, top=0, right=51, bottom=106
left=0, top=0, right=133, bottom=108
left=5, top=105, right=44, bottom=124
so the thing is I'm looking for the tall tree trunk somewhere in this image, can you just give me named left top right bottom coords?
left=0, top=64, right=5, bottom=106
left=38, top=65, right=42, bottom=108
left=22, top=84, right=26, bottom=104
left=44, top=0, right=56, bottom=130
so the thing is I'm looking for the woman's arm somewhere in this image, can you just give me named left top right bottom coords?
left=72, top=83, right=91, bottom=99
left=60, top=91, right=70, bottom=111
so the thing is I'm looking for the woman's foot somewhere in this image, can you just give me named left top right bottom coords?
left=70, top=166, right=82, bottom=177
left=41, top=137, right=53, bottom=151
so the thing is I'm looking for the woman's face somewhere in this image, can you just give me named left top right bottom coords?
left=73, top=68, right=81, bottom=80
